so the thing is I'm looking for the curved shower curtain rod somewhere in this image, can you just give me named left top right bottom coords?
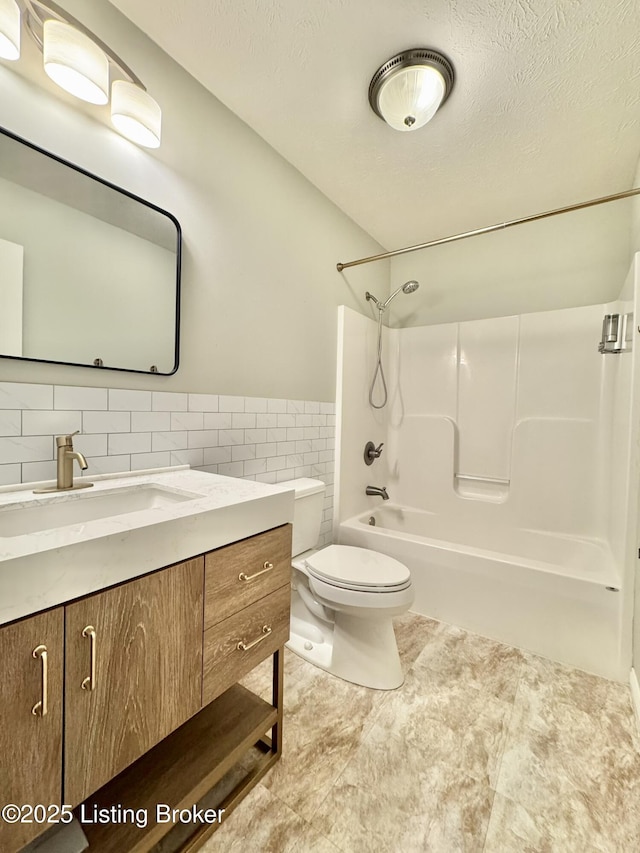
left=336, top=186, right=640, bottom=272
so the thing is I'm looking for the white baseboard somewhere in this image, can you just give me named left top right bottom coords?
left=630, top=668, right=640, bottom=736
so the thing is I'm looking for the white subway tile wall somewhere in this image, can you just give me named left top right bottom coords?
left=0, top=382, right=336, bottom=546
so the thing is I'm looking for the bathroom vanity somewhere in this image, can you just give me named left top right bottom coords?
left=0, top=468, right=294, bottom=853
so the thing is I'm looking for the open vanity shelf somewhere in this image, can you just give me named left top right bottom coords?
left=80, top=660, right=283, bottom=853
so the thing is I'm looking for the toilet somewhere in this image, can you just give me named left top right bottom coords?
left=280, top=478, right=414, bottom=690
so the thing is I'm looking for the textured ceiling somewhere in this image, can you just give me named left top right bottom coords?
left=108, top=0, right=640, bottom=251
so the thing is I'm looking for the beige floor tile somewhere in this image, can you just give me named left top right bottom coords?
left=413, top=622, right=526, bottom=703
left=375, top=669, right=512, bottom=788
left=240, top=646, right=307, bottom=703
left=200, top=784, right=307, bottom=853
left=483, top=790, right=615, bottom=853
left=393, top=610, right=441, bottom=669
left=495, top=656, right=640, bottom=849
left=285, top=823, right=341, bottom=853
left=283, top=657, right=384, bottom=733
left=260, top=665, right=384, bottom=821
left=313, top=723, right=494, bottom=852
left=515, top=656, right=638, bottom=742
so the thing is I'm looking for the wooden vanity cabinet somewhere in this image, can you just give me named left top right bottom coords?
left=64, top=556, right=204, bottom=806
left=4, top=523, right=290, bottom=853
left=0, top=608, right=64, bottom=853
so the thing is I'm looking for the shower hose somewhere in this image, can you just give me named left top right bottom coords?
left=369, top=309, right=387, bottom=409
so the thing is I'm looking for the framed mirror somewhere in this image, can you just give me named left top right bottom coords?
left=0, top=126, right=181, bottom=375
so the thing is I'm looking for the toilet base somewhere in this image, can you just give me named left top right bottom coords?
left=332, top=614, right=404, bottom=690
left=287, top=588, right=405, bottom=690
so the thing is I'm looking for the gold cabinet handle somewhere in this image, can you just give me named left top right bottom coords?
left=237, top=625, right=272, bottom=652
left=31, top=645, right=48, bottom=717
left=238, top=561, right=274, bottom=583
left=81, top=625, right=96, bottom=691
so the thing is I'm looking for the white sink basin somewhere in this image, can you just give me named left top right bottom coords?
left=0, top=467, right=294, bottom=629
left=0, top=484, right=201, bottom=538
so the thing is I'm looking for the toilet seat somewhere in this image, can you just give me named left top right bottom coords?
left=304, top=544, right=411, bottom=593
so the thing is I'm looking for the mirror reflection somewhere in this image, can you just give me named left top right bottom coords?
left=0, top=127, right=181, bottom=375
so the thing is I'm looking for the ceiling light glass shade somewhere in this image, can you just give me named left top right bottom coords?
left=43, top=19, right=109, bottom=105
left=369, top=49, right=454, bottom=132
left=0, top=0, right=20, bottom=61
left=111, top=80, right=161, bottom=148
left=378, top=66, right=445, bottom=131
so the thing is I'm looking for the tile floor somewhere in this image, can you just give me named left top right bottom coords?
left=201, top=613, right=640, bottom=852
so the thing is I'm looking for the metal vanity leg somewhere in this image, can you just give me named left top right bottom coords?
left=271, top=647, right=284, bottom=756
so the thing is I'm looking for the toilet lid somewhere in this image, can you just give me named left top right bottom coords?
left=304, top=545, right=411, bottom=591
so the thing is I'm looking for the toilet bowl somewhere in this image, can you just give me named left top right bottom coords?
left=281, top=478, right=414, bottom=690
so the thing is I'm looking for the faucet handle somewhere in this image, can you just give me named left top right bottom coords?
left=56, top=430, right=80, bottom=448
left=364, top=440, right=384, bottom=465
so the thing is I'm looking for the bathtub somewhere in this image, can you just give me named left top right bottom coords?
left=339, top=505, right=624, bottom=680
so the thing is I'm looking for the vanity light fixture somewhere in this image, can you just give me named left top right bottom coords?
left=6, top=0, right=162, bottom=147
left=368, top=48, right=454, bottom=131
left=0, top=0, right=20, bottom=60
left=111, top=79, right=161, bottom=149
left=43, top=19, right=108, bottom=104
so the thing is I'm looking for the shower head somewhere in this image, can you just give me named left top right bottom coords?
left=379, top=280, right=420, bottom=310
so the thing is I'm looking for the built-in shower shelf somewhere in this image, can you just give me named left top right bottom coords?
left=454, top=474, right=510, bottom=503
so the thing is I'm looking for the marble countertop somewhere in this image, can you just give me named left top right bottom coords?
left=0, top=466, right=294, bottom=627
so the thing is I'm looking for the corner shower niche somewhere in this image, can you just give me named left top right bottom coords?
left=335, top=255, right=640, bottom=681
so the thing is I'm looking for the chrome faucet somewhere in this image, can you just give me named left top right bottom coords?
left=34, top=431, right=93, bottom=493
left=366, top=485, right=389, bottom=501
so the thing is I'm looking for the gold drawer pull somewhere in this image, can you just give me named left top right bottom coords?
left=31, top=645, right=48, bottom=717
left=81, top=625, right=97, bottom=691
left=237, top=625, right=272, bottom=652
left=238, top=561, right=274, bottom=582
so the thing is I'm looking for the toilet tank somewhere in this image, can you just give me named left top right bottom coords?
left=279, top=478, right=326, bottom=557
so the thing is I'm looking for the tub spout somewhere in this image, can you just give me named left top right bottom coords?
left=366, top=485, right=389, bottom=500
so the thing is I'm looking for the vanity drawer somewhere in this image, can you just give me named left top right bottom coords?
left=204, top=524, right=291, bottom=628
left=203, top=584, right=290, bottom=705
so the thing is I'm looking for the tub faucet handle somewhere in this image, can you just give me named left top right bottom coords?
left=364, top=441, right=384, bottom=465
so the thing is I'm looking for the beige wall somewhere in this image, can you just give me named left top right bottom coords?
left=387, top=196, right=633, bottom=329
left=0, top=0, right=387, bottom=400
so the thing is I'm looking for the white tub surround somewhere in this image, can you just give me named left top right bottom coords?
left=0, top=466, right=294, bottom=627
left=336, top=255, right=640, bottom=682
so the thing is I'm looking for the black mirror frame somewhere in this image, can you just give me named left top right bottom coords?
left=0, top=124, right=182, bottom=376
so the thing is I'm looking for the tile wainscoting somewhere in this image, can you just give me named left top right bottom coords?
left=0, top=382, right=335, bottom=546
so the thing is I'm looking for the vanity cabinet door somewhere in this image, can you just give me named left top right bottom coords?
left=63, top=557, right=204, bottom=806
left=0, top=608, right=64, bottom=853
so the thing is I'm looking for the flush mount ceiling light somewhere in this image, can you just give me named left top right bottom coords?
left=4, top=0, right=162, bottom=147
left=0, top=0, right=20, bottom=60
left=368, top=48, right=454, bottom=132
